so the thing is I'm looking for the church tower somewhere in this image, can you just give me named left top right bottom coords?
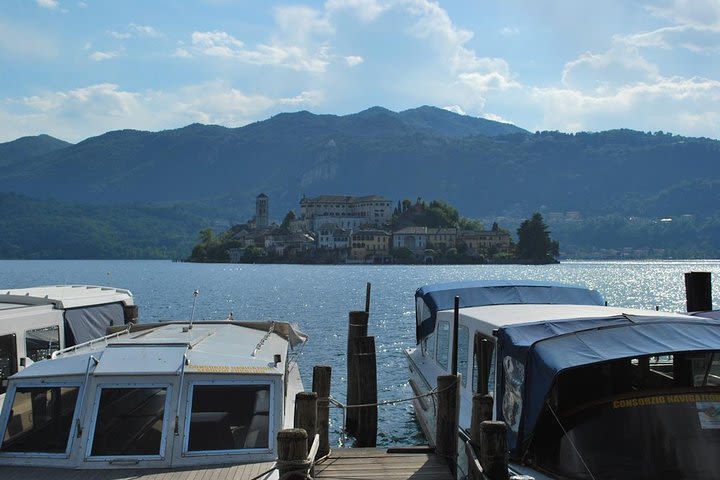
left=256, top=193, right=269, bottom=228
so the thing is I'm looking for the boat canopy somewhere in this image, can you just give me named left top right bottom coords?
left=414, top=280, right=605, bottom=343
left=496, top=314, right=720, bottom=455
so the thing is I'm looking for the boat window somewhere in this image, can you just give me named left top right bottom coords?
left=458, top=325, right=469, bottom=387
left=472, top=334, right=495, bottom=396
left=424, top=331, right=436, bottom=359
left=25, top=326, right=60, bottom=362
left=1, top=386, right=79, bottom=454
left=436, top=321, right=450, bottom=370
left=0, top=334, right=17, bottom=394
left=187, top=384, right=271, bottom=452
left=90, top=387, right=168, bottom=457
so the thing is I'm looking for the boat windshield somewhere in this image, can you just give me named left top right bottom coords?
left=530, top=352, right=720, bottom=480
left=0, top=386, right=79, bottom=454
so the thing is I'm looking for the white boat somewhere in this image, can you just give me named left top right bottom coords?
left=0, top=319, right=306, bottom=478
left=406, top=280, right=720, bottom=479
left=0, top=285, right=136, bottom=393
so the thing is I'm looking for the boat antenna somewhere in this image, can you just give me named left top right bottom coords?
left=189, top=289, right=199, bottom=330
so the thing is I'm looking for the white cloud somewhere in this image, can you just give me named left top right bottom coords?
left=189, top=30, right=330, bottom=72
left=618, top=24, right=720, bottom=53
left=109, top=24, right=162, bottom=40
left=443, top=104, right=465, bottom=115
left=279, top=90, right=324, bottom=106
left=500, top=26, right=519, bottom=36
left=89, top=50, right=119, bottom=61
left=325, top=0, right=389, bottom=22
left=173, top=48, right=191, bottom=58
left=345, top=55, right=364, bottom=66
left=483, top=112, right=512, bottom=124
left=77, top=1, right=87, bottom=7
left=561, top=45, right=659, bottom=89
left=274, top=6, right=333, bottom=42
left=36, top=0, right=59, bottom=10
left=648, top=0, right=720, bottom=27
left=458, top=71, right=520, bottom=92
left=0, top=82, right=325, bottom=142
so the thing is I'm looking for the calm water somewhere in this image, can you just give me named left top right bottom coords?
left=2, top=259, right=720, bottom=446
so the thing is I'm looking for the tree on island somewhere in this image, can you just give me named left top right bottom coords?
left=516, top=213, right=560, bottom=263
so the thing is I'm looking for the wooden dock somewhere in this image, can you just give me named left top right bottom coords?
left=314, top=447, right=453, bottom=479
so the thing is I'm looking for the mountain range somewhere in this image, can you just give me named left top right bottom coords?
left=1, top=105, right=720, bottom=258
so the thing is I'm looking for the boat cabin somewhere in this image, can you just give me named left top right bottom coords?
left=0, top=285, right=136, bottom=393
left=0, top=320, right=306, bottom=470
left=407, top=280, right=720, bottom=479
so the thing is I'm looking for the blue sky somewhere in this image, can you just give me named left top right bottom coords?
left=1, top=0, right=719, bottom=142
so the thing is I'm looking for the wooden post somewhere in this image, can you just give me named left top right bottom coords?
left=436, top=374, right=460, bottom=477
left=294, top=392, right=318, bottom=453
left=346, top=310, right=369, bottom=434
left=479, top=421, right=509, bottom=480
left=277, top=428, right=308, bottom=479
left=354, top=336, right=377, bottom=447
left=685, top=271, right=712, bottom=312
left=451, top=296, right=460, bottom=376
left=365, top=282, right=372, bottom=313
left=470, top=394, right=493, bottom=456
left=312, top=365, right=332, bottom=459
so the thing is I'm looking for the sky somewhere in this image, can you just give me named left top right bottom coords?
left=1, top=0, right=719, bottom=142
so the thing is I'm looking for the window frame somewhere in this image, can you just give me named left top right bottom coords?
left=24, top=325, right=61, bottom=363
left=182, top=379, right=275, bottom=456
left=0, top=380, right=83, bottom=459
left=436, top=320, right=450, bottom=370
left=85, top=382, right=173, bottom=462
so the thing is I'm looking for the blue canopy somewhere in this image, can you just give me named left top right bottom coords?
left=496, top=314, right=720, bottom=455
left=414, top=280, right=605, bottom=342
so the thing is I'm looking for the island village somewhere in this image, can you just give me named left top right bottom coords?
left=190, top=193, right=527, bottom=264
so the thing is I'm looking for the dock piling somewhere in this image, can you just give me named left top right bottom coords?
left=277, top=428, right=309, bottom=479
left=479, top=420, right=509, bottom=480
left=312, top=365, right=332, bottom=458
left=436, top=374, right=460, bottom=477
left=346, top=310, right=369, bottom=435
left=685, top=271, right=712, bottom=312
left=470, top=394, right=494, bottom=456
left=353, top=335, right=377, bottom=447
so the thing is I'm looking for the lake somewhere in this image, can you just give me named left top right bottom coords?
left=1, top=259, right=719, bottom=446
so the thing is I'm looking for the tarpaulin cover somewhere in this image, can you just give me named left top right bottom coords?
left=414, top=280, right=605, bottom=342
left=495, top=314, right=720, bottom=455
left=64, top=302, right=126, bottom=345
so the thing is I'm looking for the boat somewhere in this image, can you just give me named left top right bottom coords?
left=405, top=280, right=720, bottom=479
left=0, top=285, right=136, bottom=394
left=0, top=318, right=306, bottom=478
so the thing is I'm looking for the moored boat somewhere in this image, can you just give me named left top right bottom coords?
left=0, top=285, right=136, bottom=393
left=0, top=319, right=306, bottom=478
left=406, top=280, right=720, bottom=479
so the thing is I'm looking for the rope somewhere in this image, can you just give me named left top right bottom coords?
left=546, top=400, right=597, bottom=480
left=328, top=377, right=457, bottom=410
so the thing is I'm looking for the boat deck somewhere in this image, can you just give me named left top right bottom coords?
left=315, top=447, right=453, bottom=479
left=1, top=462, right=276, bottom=480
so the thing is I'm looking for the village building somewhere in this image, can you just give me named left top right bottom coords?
left=300, top=195, right=393, bottom=230
left=392, top=226, right=428, bottom=252
left=426, top=228, right=458, bottom=250
left=459, top=230, right=512, bottom=256
left=317, top=225, right=350, bottom=250
left=350, top=229, right=391, bottom=261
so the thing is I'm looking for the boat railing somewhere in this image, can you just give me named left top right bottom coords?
left=51, top=326, right=132, bottom=358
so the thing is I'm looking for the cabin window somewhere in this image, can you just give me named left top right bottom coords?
left=89, top=386, right=169, bottom=457
left=458, top=325, right=469, bottom=387
left=186, top=384, right=272, bottom=452
left=424, top=331, right=436, bottom=358
left=25, top=326, right=60, bottom=362
left=436, top=321, right=450, bottom=369
left=0, top=385, right=79, bottom=454
left=0, top=334, right=17, bottom=394
left=472, top=334, right=496, bottom=396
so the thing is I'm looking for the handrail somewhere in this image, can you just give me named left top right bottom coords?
left=51, top=326, right=132, bottom=358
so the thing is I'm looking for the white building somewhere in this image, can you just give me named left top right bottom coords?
left=299, top=195, right=393, bottom=228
